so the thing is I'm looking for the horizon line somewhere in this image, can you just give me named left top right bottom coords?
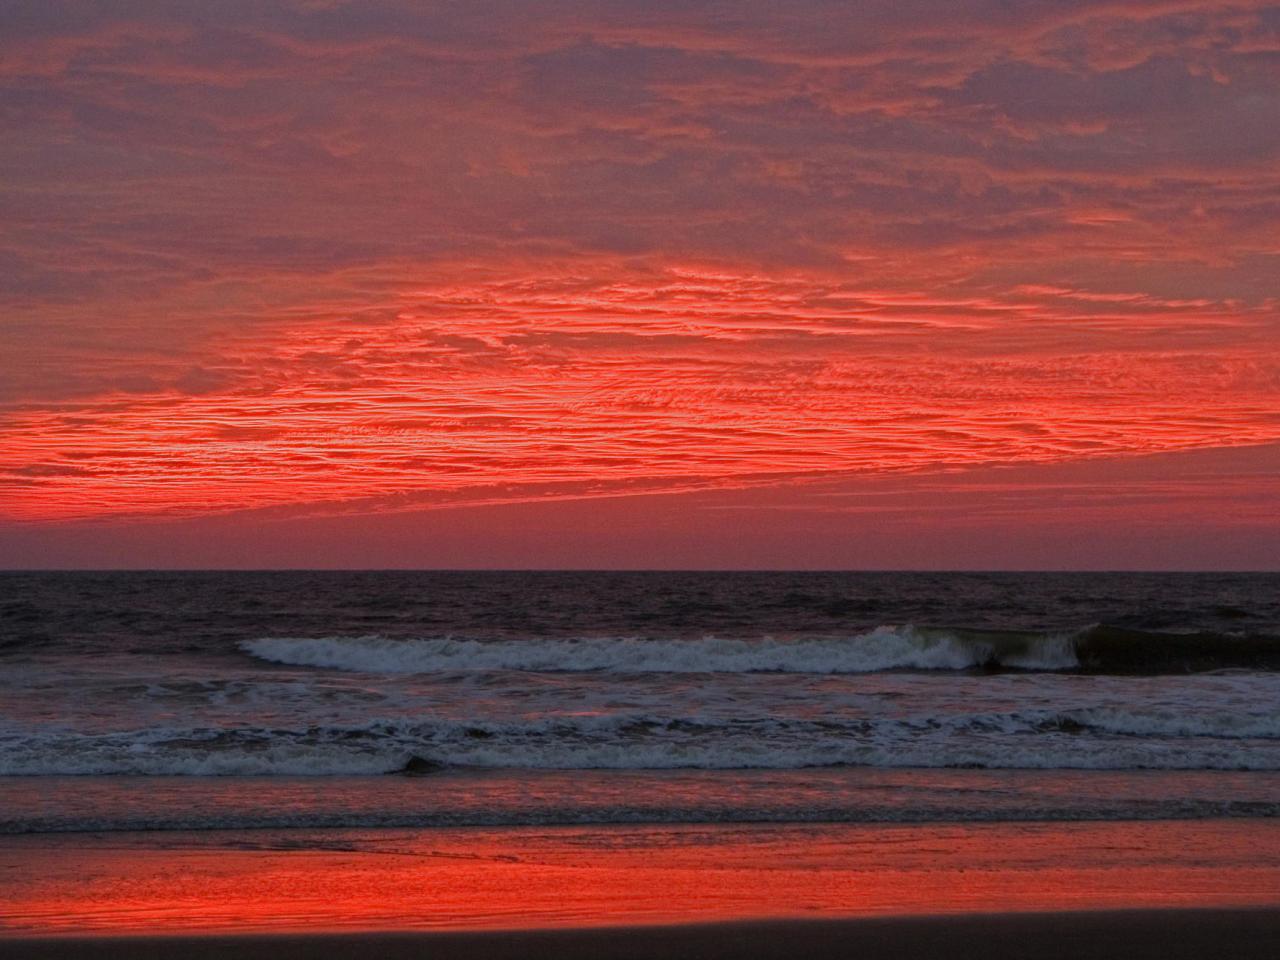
left=3, top=568, right=1277, bottom=575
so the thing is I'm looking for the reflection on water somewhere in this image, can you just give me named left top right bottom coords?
left=3, top=820, right=1279, bottom=935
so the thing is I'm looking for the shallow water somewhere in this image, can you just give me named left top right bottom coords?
left=4, top=820, right=1279, bottom=934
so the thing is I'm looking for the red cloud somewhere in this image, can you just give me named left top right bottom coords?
left=0, top=1, right=1276, bottom=562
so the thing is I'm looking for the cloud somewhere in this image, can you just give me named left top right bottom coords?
left=0, top=1, right=1276, bottom=536
left=3, top=265, right=1277, bottom=521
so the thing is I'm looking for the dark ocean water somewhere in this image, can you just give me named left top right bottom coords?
left=2, top=571, right=1279, bottom=832
left=6, top=570, right=1280, bottom=656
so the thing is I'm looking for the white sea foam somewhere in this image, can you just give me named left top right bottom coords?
left=1062, top=707, right=1280, bottom=740
left=4, top=706, right=1278, bottom=776
left=239, top=627, right=1081, bottom=675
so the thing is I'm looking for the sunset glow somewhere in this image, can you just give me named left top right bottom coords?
left=6, top=821, right=1278, bottom=934
left=2, top=1, right=1278, bottom=565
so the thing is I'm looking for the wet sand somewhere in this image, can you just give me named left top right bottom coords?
left=3, top=819, right=1278, bottom=956
left=4, top=910, right=1280, bottom=960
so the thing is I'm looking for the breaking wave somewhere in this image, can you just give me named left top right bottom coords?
left=240, top=627, right=1080, bottom=675
left=240, top=625, right=1280, bottom=675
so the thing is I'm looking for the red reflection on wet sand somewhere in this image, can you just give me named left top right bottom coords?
left=3, top=821, right=1279, bottom=935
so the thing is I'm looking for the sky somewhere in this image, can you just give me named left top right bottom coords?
left=1, top=0, right=1278, bottom=569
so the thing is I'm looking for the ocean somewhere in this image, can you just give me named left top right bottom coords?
left=2, top=570, right=1279, bottom=835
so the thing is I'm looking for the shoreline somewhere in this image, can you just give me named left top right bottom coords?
left=4, top=910, right=1279, bottom=959
left=7, top=768, right=1280, bottom=836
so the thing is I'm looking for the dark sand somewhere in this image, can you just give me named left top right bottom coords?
left=3, top=910, right=1279, bottom=960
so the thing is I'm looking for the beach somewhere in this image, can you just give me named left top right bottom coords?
left=6, top=0, right=1280, bottom=946
left=3, top=573, right=1278, bottom=955
left=3, top=818, right=1279, bottom=954
left=5, top=911, right=1280, bottom=960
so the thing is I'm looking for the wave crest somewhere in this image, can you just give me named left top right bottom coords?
left=240, top=627, right=1079, bottom=675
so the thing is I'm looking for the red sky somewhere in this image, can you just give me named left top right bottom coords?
left=2, top=1, right=1278, bottom=568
